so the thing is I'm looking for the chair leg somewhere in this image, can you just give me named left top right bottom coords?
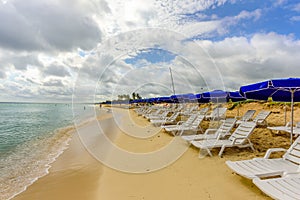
left=199, top=148, right=212, bottom=158
left=218, top=145, right=226, bottom=157
left=247, top=139, right=255, bottom=152
left=178, top=130, right=184, bottom=136
left=250, top=143, right=255, bottom=152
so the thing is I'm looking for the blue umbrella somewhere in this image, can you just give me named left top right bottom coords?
left=198, top=90, right=228, bottom=120
left=185, top=94, right=198, bottom=103
left=157, top=96, right=174, bottom=103
left=170, top=93, right=195, bottom=103
left=228, top=91, right=246, bottom=102
left=195, top=93, right=210, bottom=103
left=197, top=90, right=246, bottom=103
left=240, top=78, right=300, bottom=143
left=201, top=90, right=228, bottom=103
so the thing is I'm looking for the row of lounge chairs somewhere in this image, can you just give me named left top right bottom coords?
left=135, top=104, right=299, bottom=199
left=136, top=104, right=271, bottom=157
left=182, top=118, right=237, bottom=141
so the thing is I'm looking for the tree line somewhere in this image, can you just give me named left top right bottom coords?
left=117, top=92, right=142, bottom=100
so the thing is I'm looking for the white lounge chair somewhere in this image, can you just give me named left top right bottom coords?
left=236, top=110, right=256, bottom=124
left=175, top=115, right=205, bottom=136
left=139, top=106, right=156, bottom=116
left=252, top=110, right=271, bottom=126
left=191, top=122, right=256, bottom=157
left=268, top=122, right=300, bottom=136
left=180, top=105, right=198, bottom=115
left=161, top=113, right=198, bottom=130
left=135, top=106, right=150, bottom=116
left=150, top=112, right=180, bottom=126
left=253, top=174, right=300, bottom=200
left=181, top=118, right=236, bottom=142
left=199, top=107, right=209, bottom=115
left=144, top=108, right=164, bottom=119
left=205, top=107, right=227, bottom=120
left=226, top=136, right=300, bottom=179
left=147, top=110, right=170, bottom=121
left=164, top=114, right=204, bottom=136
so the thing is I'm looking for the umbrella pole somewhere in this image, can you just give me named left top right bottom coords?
left=284, top=103, right=287, bottom=125
left=217, top=98, right=219, bottom=120
left=290, top=90, right=294, bottom=144
left=237, top=102, right=240, bottom=119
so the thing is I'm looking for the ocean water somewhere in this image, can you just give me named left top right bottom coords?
left=0, top=103, right=96, bottom=200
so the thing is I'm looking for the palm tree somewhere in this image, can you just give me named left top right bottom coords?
left=136, top=93, right=142, bottom=99
left=132, top=92, right=136, bottom=100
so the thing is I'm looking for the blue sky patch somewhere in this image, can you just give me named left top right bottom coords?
left=181, top=0, right=300, bottom=41
left=124, top=48, right=177, bottom=67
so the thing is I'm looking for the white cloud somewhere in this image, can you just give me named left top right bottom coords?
left=290, top=16, right=300, bottom=22
left=157, top=0, right=231, bottom=15
left=71, top=27, right=300, bottom=103
left=1, top=0, right=300, bottom=102
left=0, top=0, right=102, bottom=52
left=273, top=0, right=287, bottom=7
left=292, top=3, right=300, bottom=12
left=44, top=63, right=70, bottom=77
left=204, top=33, right=300, bottom=90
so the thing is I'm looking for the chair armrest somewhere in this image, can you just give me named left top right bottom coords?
left=263, top=148, right=287, bottom=159
left=282, top=171, right=300, bottom=177
left=176, top=121, right=184, bottom=125
left=231, top=137, right=247, bottom=144
left=203, top=129, right=218, bottom=135
left=232, top=137, right=251, bottom=144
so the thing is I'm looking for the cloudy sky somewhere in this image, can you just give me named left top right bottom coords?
left=1, top=0, right=300, bottom=102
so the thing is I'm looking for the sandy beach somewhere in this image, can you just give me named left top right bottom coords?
left=14, top=102, right=299, bottom=200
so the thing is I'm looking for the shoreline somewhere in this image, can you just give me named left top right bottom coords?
left=12, top=107, right=114, bottom=200
left=13, top=124, right=103, bottom=200
left=1, top=125, right=75, bottom=200
left=4, top=107, right=108, bottom=200
left=13, top=103, right=295, bottom=199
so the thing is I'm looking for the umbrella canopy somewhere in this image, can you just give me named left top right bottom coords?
left=170, top=93, right=195, bottom=103
left=240, top=77, right=300, bottom=143
left=201, top=90, right=228, bottom=103
left=195, top=93, right=210, bottom=103
left=197, top=90, right=228, bottom=120
left=157, top=96, right=174, bottom=103
left=228, top=91, right=247, bottom=102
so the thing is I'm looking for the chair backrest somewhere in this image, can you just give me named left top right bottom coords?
left=216, top=118, right=237, bottom=139
left=189, top=115, right=205, bottom=128
left=199, top=107, right=209, bottom=115
left=212, top=107, right=227, bottom=119
left=182, top=105, right=198, bottom=115
left=229, top=122, right=256, bottom=144
left=144, top=107, right=154, bottom=115
left=283, top=136, right=300, bottom=165
left=210, top=108, right=227, bottom=118
left=168, top=112, right=180, bottom=121
left=160, top=110, right=170, bottom=117
left=184, top=113, right=198, bottom=125
left=219, top=107, right=227, bottom=116
left=210, top=108, right=218, bottom=117
left=175, top=104, right=183, bottom=112
left=241, top=110, right=256, bottom=121
left=253, top=110, right=271, bottom=123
